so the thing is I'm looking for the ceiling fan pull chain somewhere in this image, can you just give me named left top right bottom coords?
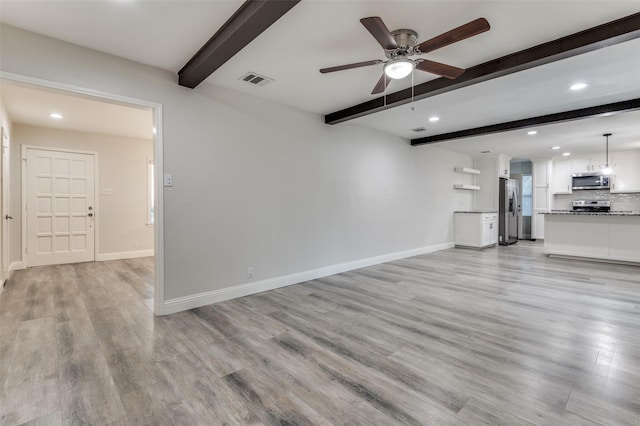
left=384, top=73, right=387, bottom=107
left=411, top=67, right=415, bottom=109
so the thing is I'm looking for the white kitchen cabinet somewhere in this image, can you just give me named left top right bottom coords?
left=610, top=150, right=640, bottom=193
left=454, top=212, right=498, bottom=248
left=532, top=160, right=551, bottom=240
left=552, top=159, right=572, bottom=194
left=498, top=154, right=511, bottom=178
left=571, top=154, right=605, bottom=174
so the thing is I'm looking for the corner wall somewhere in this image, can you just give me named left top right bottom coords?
left=1, top=24, right=473, bottom=313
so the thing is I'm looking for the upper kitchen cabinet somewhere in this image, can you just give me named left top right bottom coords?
left=552, top=159, right=572, bottom=194
left=571, top=154, right=605, bottom=174
left=610, top=150, right=640, bottom=193
left=498, top=154, right=511, bottom=178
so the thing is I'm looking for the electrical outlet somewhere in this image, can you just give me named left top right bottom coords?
left=164, top=173, right=173, bottom=187
left=133, top=240, right=139, bottom=249
left=247, top=267, right=254, bottom=278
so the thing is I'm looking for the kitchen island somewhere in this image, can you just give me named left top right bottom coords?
left=543, top=212, right=640, bottom=264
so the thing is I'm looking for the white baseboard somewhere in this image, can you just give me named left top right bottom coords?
left=9, top=261, right=23, bottom=272
left=96, top=249, right=154, bottom=262
left=161, top=242, right=454, bottom=315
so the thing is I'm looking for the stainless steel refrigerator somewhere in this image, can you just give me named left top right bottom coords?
left=499, top=178, right=519, bottom=245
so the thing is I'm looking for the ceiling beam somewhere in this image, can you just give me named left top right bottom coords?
left=178, top=0, right=301, bottom=88
left=325, top=12, right=640, bottom=125
left=410, top=98, right=640, bottom=146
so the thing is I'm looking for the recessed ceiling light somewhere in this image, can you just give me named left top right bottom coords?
left=562, top=152, right=571, bottom=156
left=49, top=113, right=64, bottom=119
left=527, top=130, right=537, bottom=135
left=551, top=146, right=560, bottom=150
left=429, top=116, right=440, bottom=122
left=570, top=82, right=588, bottom=91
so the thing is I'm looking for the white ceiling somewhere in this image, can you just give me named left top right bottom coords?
left=1, top=82, right=153, bottom=140
left=1, top=0, right=639, bottom=159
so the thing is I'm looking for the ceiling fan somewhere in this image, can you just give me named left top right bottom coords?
left=320, top=16, right=490, bottom=94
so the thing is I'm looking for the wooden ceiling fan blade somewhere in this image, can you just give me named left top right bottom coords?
left=416, top=17, right=490, bottom=54
left=319, top=60, right=382, bottom=74
left=415, top=60, right=465, bottom=79
left=371, top=74, right=391, bottom=94
left=360, top=17, right=398, bottom=50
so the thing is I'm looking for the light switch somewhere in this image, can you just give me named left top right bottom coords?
left=164, top=174, right=173, bottom=187
left=102, top=188, right=114, bottom=196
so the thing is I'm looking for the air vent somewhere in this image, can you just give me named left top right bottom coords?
left=411, top=127, right=427, bottom=132
left=239, top=72, right=274, bottom=87
left=480, top=150, right=492, bottom=154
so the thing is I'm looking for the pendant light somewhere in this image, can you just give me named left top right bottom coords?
left=600, top=133, right=615, bottom=175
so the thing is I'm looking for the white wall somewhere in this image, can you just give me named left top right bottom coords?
left=12, top=124, right=153, bottom=258
left=1, top=24, right=473, bottom=312
left=473, top=155, right=499, bottom=211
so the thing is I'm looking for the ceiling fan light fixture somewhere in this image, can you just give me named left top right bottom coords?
left=384, top=58, right=414, bottom=80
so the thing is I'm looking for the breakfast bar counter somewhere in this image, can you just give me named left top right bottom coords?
left=542, top=212, right=640, bottom=264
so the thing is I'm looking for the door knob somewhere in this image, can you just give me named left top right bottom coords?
left=4, top=215, right=12, bottom=220
left=88, top=213, right=93, bottom=217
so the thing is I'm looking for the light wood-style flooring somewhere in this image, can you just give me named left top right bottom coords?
left=1, top=241, right=640, bottom=425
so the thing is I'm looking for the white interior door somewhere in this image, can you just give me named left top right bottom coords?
left=26, top=148, right=95, bottom=267
left=1, top=127, right=9, bottom=282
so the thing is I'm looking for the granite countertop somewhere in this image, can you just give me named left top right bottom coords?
left=542, top=211, right=640, bottom=216
left=454, top=210, right=498, bottom=214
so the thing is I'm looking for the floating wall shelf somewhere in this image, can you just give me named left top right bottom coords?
left=454, top=184, right=481, bottom=191
left=454, top=167, right=481, bottom=175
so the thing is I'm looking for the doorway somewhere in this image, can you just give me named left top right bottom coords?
left=510, top=160, right=533, bottom=240
left=1, top=75, right=165, bottom=314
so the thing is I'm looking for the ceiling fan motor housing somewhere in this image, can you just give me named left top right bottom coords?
left=387, top=29, right=418, bottom=58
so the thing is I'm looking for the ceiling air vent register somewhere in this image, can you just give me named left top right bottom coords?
left=411, top=127, right=427, bottom=132
left=239, top=72, right=274, bottom=87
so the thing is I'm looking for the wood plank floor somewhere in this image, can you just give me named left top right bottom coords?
left=1, top=241, right=640, bottom=425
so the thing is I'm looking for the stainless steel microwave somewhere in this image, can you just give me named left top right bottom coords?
left=572, top=173, right=610, bottom=190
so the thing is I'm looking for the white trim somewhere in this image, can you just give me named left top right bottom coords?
left=0, top=72, right=162, bottom=110
left=96, top=249, right=154, bottom=262
left=162, top=242, right=454, bottom=315
left=152, top=105, right=165, bottom=315
left=2, top=72, right=165, bottom=315
left=9, top=261, right=23, bottom=271
left=546, top=253, right=639, bottom=266
left=1, top=126, right=9, bottom=285
left=146, top=156, right=154, bottom=225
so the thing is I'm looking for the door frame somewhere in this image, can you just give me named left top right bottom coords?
left=1, top=126, right=9, bottom=287
left=1, top=71, right=165, bottom=315
left=22, top=146, right=99, bottom=267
